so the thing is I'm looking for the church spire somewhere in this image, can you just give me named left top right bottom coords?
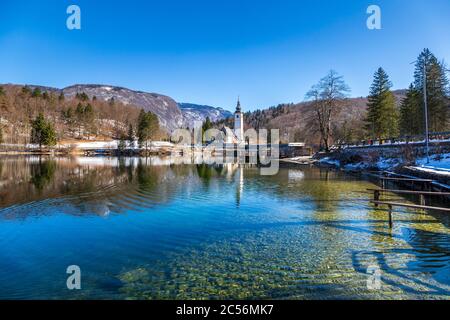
left=236, top=96, right=241, bottom=113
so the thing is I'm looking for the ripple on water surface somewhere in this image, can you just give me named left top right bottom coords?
left=0, top=158, right=449, bottom=299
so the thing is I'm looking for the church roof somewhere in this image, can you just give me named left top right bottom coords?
left=235, top=97, right=241, bottom=113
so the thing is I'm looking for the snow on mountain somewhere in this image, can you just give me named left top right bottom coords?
left=63, top=85, right=184, bottom=131
left=179, top=103, right=233, bottom=128
left=14, top=84, right=235, bottom=131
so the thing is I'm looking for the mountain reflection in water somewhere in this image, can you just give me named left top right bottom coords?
left=0, top=156, right=448, bottom=300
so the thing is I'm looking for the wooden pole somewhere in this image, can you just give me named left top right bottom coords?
left=419, top=194, right=426, bottom=206
left=374, top=190, right=380, bottom=207
left=388, top=204, right=393, bottom=228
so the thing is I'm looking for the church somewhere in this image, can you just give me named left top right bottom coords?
left=223, top=98, right=245, bottom=145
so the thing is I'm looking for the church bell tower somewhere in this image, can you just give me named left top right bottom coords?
left=234, top=97, right=244, bottom=142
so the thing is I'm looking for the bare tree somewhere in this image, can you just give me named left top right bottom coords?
left=305, top=70, right=350, bottom=151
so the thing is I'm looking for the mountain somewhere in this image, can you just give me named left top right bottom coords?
left=178, top=103, right=233, bottom=128
left=62, top=85, right=184, bottom=131
left=20, top=84, right=232, bottom=131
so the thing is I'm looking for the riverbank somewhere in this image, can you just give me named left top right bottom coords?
left=309, top=151, right=450, bottom=192
left=0, top=140, right=178, bottom=156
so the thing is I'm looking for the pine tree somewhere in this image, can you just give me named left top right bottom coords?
left=76, top=92, right=89, bottom=101
left=365, top=67, right=398, bottom=140
left=137, top=110, right=160, bottom=149
left=75, top=103, right=85, bottom=137
left=201, top=117, right=214, bottom=143
left=0, top=86, right=8, bottom=113
left=30, top=113, right=57, bottom=149
left=399, top=84, right=422, bottom=136
left=22, top=86, right=31, bottom=96
left=31, top=88, right=42, bottom=98
left=127, top=123, right=134, bottom=146
left=413, top=49, right=449, bottom=133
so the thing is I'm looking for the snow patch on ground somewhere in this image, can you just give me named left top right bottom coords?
left=376, top=157, right=401, bottom=170
left=343, top=162, right=370, bottom=170
left=413, top=153, right=450, bottom=176
left=319, top=157, right=340, bottom=167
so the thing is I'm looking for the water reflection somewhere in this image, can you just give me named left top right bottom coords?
left=0, top=156, right=448, bottom=299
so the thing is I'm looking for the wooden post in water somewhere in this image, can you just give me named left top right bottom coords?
left=388, top=204, right=393, bottom=228
left=419, top=194, right=426, bottom=206
left=374, top=190, right=380, bottom=207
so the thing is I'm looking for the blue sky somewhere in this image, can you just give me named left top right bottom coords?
left=1, top=0, right=449, bottom=111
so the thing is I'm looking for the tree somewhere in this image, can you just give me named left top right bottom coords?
left=0, top=125, right=3, bottom=144
left=31, top=88, right=42, bottom=98
left=30, top=113, right=57, bottom=149
left=118, top=135, right=127, bottom=153
left=22, top=86, right=31, bottom=96
left=365, top=67, right=398, bottom=140
left=127, top=123, right=134, bottom=147
left=0, top=86, right=8, bottom=113
left=83, top=103, right=96, bottom=138
left=74, top=103, right=96, bottom=139
left=76, top=92, right=89, bottom=101
left=305, top=70, right=350, bottom=151
left=62, top=107, right=76, bottom=135
left=58, top=92, right=65, bottom=101
left=412, top=49, right=449, bottom=133
left=201, top=117, right=213, bottom=143
left=137, top=110, right=160, bottom=150
left=399, top=84, right=422, bottom=136
left=75, top=103, right=85, bottom=137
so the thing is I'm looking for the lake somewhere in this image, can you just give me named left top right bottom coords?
left=0, top=156, right=448, bottom=299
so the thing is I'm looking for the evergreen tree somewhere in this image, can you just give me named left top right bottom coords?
left=365, top=67, right=398, bottom=139
left=412, top=49, right=449, bottom=133
left=0, top=86, right=8, bottom=112
left=399, top=84, right=422, bottom=136
left=58, top=92, right=65, bottom=101
left=30, top=113, right=57, bottom=149
left=201, top=117, right=213, bottom=143
left=75, top=103, right=85, bottom=137
left=137, top=110, right=160, bottom=149
left=118, top=135, right=127, bottom=153
left=31, top=88, right=42, bottom=98
left=76, top=92, right=89, bottom=101
left=22, top=86, right=31, bottom=96
left=127, top=123, right=134, bottom=146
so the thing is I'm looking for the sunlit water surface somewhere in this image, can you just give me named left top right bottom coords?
left=0, top=156, right=448, bottom=300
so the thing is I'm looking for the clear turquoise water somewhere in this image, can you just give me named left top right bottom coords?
left=0, top=157, right=448, bottom=299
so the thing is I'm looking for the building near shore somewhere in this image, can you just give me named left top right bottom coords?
left=224, top=98, right=245, bottom=145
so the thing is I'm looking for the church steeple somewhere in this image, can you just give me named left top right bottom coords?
left=234, top=96, right=244, bottom=143
left=235, top=96, right=241, bottom=113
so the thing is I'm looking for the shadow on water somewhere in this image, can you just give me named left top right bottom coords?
left=0, top=156, right=448, bottom=299
left=351, top=229, right=450, bottom=297
left=30, top=160, right=56, bottom=191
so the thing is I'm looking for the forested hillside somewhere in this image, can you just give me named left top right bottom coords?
left=0, top=85, right=155, bottom=145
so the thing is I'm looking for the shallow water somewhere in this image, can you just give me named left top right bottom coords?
left=0, top=156, right=448, bottom=300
